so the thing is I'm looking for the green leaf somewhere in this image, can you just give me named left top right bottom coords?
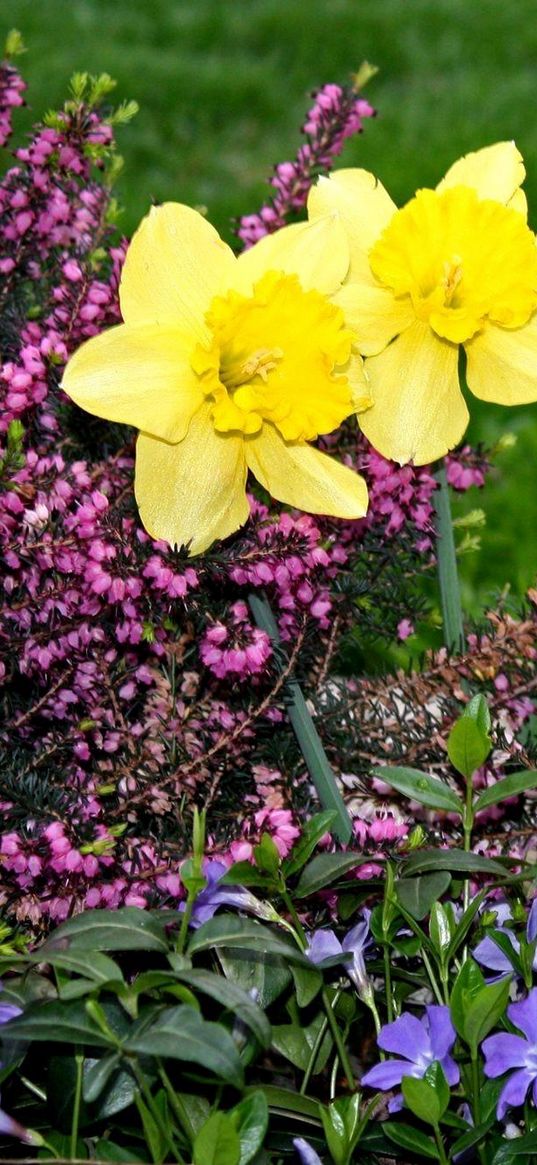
left=38, top=908, right=169, bottom=955
left=176, top=968, right=271, bottom=1047
left=135, top=1091, right=168, bottom=1165
left=28, top=949, right=123, bottom=984
left=254, top=833, right=281, bottom=875
left=445, top=889, right=488, bottom=961
left=402, top=1074, right=442, bottom=1126
left=294, top=852, right=372, bottom=898
left=492, top=1130, right=537, bottom=1162
left=451, top=959, right=511, bottom=1051
left=283, top=811, right=338, bottom=877
left=320, top=1094, right=362, bottom=1165
left=424, top=1062, right=450, bottom=1119
left=93, top=1142, right=146, bottom=1163
left=193, top=1112, right=241, bottom=1165
left=254, top=1084, right=321, bottom=1124
left=1, top=1000, right=116, bottom=1047
left=83, top=1052, right=121, bottom=1103
left=217, top=949, right=292, bottom=1010
left=447, top=716, right=491, bottom=779
left=271, top=1010, right=332, bottom=1073
left=474, top=770, right=537, bottom=812
left=462, top=976, right=512, bottom=1051
left=90, top=1062, right=137, bottom=1120
left=450, top=957, right=485, bottom=1040
left=370, top=765, right=463, bottom=814
left=93, top=1141, right=146, bottom=1162
left=230, top=1091, right=269, bottom=1165
left=290, top=962, right=323, bottom=1008
left=218, top=862, right=275, bottom=889
left=463, top=694, right=491, bottom=734
left=429, top=902, right=453, bottom=954
left=124, top=1006, right=244, bottom=1088
left=383, top=1121, right=440, bottom=1159
left=402, top=849, right=508, bottom=877
left=188, top=916, right=308, bottom=964
left=396, top=872, right=452, bottom=920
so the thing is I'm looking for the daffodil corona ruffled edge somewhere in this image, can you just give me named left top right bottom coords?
left=62, top=204, right=371, bottom=554
left=308, top=142, right=537, bottom=465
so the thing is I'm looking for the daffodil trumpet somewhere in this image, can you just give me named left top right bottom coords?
left=62, top=202, right=370, bottom=555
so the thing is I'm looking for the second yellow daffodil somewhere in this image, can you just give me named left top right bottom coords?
left=308, top=142, right=537, bottom=464
left=62, top=205, right=370, bottom=554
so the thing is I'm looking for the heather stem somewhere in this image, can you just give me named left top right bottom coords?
left=248, top=592, right=353, bottom=844
left=434, top=462, right=465, bottom=654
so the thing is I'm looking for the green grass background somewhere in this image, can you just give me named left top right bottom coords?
left=6, top=0, right=537, bottom=611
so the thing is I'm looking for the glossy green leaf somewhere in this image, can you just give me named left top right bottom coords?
left=429, top=902, right=453, bottom=953
left=271, top=1015, right=332, bottom=1074
left=447, top=716, right=491, bottom=779
left=93, top=1142, right=146, bottom=1163
left=177, top=968, right=271, bottom=1047
left=462, top=976, right=512, bottom=1051
left=38, top=907, right=169, bottom=955
left=396, top=871, right=452, bottom=920
left=474, top=770, right=537, bottom=812
left=403, top=849, right=508, bottom=877
left=492, top=1130, right=537, bottom=1162
left=230, top=1091, right=269, bottom=1165
left=254, top=1084, right=321, bottom=1124
left=446, top=889, right=488, bottom=961
left=125, top=1006, right=244, bottom=1088
left=463, top=694, right=491, bottom=734
left=1, top=1000, right=116, bottom=1047
left=450, top=957, right=485, bottom=1039
left=371, top=765, right=463, bottom=813
left=188, top=915, right=308, bottom=963
left=135, top=1091, right=168, bottom=1165
left=402, top=1074, right=442, bottom=1126
left=193, top=1112, right=241, bottom=1165
left=290, top=962, right=323, bottom=1008
left=295, top=852, right=372, bottom=897
left=83, top=1052, right=121, bottom=1103
left=217, top=949, right=292, bottom=1010
left=283, top=811, right=338, bottom=877
left=383, top=1121, right=440, bottom=1159
left=28, top=949, right=123, bottom=984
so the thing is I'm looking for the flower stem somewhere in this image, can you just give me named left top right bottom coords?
left=433, top=462, right=465, bottom=654
left=248, top=592, right=353, bottom=843
left=433, top=1124, right=450, bottom=1165
left=70, top=1051, right=84, bottom=1161
left=321, top=986, right=356, bottom=1091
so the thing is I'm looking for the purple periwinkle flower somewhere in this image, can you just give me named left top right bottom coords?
left=292, top=1137, right=323, bottom=1165
left=306, top=912, right=371, bottom=994
left=482, top=988, right=537, bottom=1119
left=474, top=900, right=537, bottom=978
left=183, top=860, right=279, bottom=928
left=361, top=1006, right=460, bottom=1111
left=0, top=988, right=36, bottom=1144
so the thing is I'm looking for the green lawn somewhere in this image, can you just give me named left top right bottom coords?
left=6, top=0, right=537, bottom=607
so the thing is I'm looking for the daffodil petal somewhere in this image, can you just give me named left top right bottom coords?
left=62, top=323, right=204, bottom=442
left=508, top=187, right=528, bottom=218
left=135, top=408, right=249, bottom=554
left=334, top=282, right=414, bottom=357
left=308, top=170, right=398, bottom=281
left=436, top=142, right=525, bottom=206
left=119, top=203, right=236, bottom=339
left=246, top=424, right=368, bottom=517
left=361, top=321, right=468, bottom=465
left=465, top=315, right=537, bottom=405
left=346, top=351, right=373, bottom=412
left=233, top=214, right=349, bottom=297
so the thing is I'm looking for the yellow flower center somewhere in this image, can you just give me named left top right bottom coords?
left=369, top=185, right=537, bottom=344
left=191, top=270, right=355, bottom=440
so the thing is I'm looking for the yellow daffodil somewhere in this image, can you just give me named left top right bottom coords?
left=308, top=142, right=537, bottom=465
left=61, top=205, right=370, bottom=554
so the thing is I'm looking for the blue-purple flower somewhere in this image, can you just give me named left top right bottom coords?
left=483, top=988, right=537, bottom=1119
left=474, top=900, right=537, bottom=978
left=361, top=1006, right=460, bottom=1111
left=182, top=860, right=279, bottom=928
left=305, top=912, right=371, bottom=994
left=292, top=1137, right=323, bottom=1165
